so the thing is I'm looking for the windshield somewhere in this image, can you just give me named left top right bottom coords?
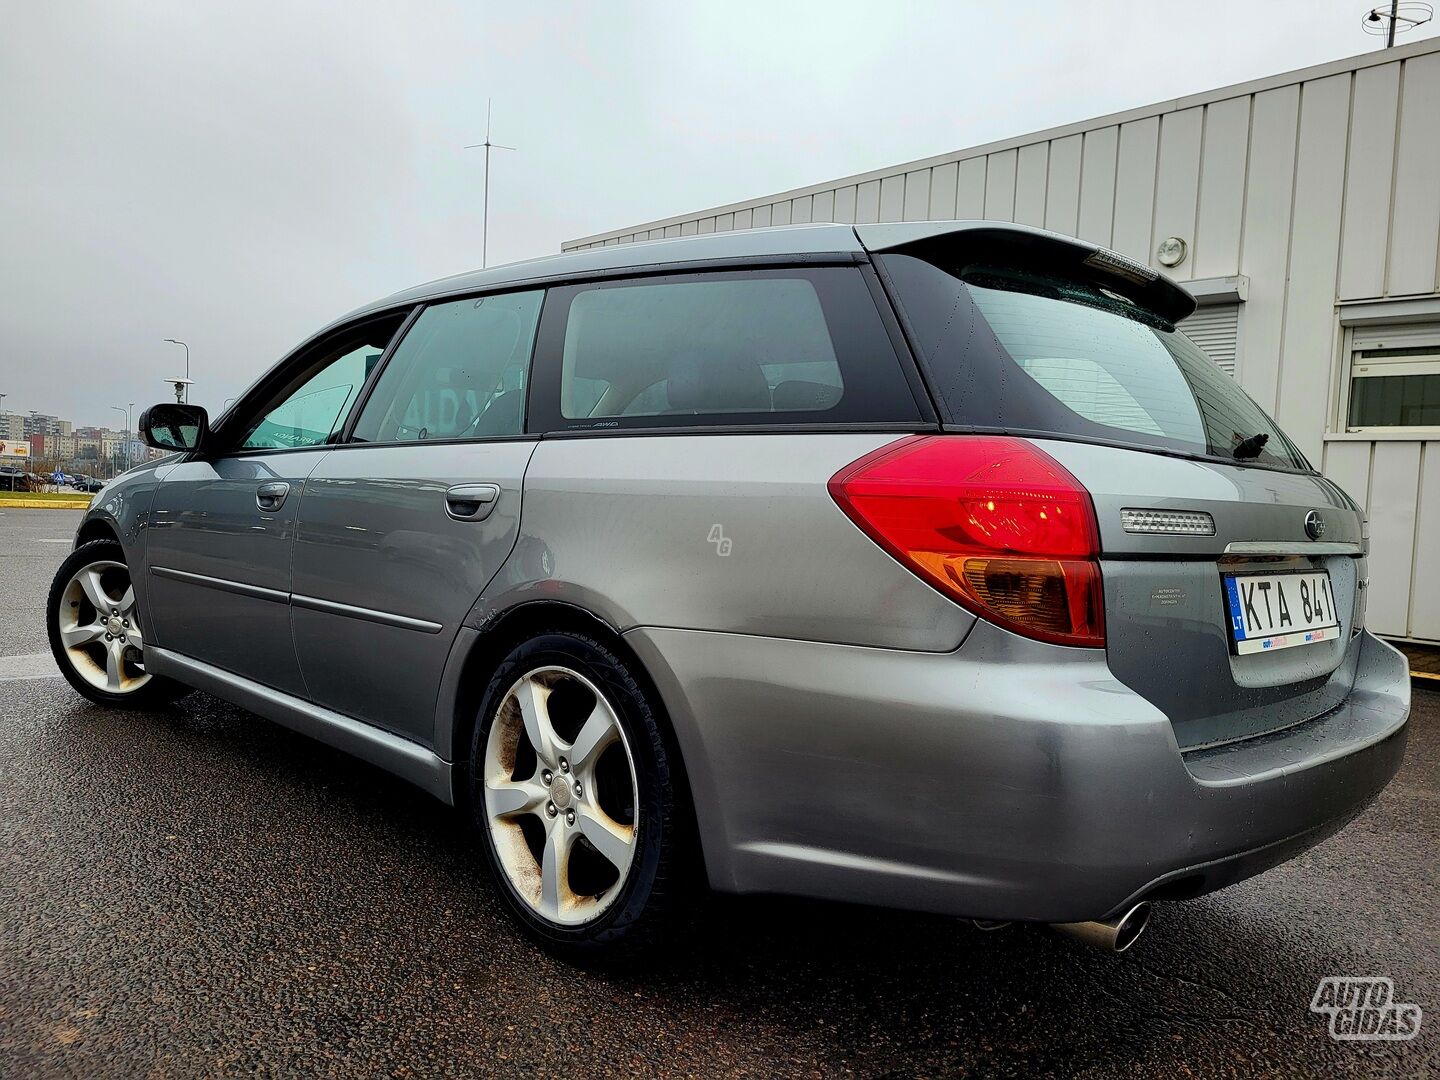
left=880, top=254, right=1309, bottom=471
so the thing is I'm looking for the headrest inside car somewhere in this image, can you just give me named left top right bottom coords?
left=664, top=347, right=771, bottom=413
left=770, top=380, right=842, bottom=411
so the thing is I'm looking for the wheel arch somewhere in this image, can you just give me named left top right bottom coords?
left=74, top=515, right=121, bottom=548
left=439, top=598, right=710, bottom=877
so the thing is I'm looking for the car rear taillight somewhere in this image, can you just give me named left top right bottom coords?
left=829, top=435, right=1105, bottom=647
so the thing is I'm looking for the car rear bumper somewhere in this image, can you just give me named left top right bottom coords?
left=625, top=622, right=1409, bottom=923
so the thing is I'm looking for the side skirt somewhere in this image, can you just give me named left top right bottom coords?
left=144, top=646, right=455, bottom=805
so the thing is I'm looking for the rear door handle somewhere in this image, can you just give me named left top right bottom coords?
left=445, top=483, right=501, bottom=521
left=256, top=480, right=291, bottom=512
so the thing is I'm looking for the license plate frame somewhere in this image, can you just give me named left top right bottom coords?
left=1222, top=569, right=1340, bottom=655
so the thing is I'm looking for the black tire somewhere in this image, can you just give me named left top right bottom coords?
left=468, top=629, right=695, bottom=964
left=47, top=539, right=187, bottom=710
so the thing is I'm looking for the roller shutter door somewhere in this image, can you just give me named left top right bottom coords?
left=1181, top=304, right=1240, bottom=377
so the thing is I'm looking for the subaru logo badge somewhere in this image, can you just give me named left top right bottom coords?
left=1304, top=510, right=1326, bottom=540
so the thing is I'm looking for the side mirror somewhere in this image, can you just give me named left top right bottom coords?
left=138, top=403, right=209, bottom=452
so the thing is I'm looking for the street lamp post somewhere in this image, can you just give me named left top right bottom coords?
left=164, top=339, right=190, bottom=402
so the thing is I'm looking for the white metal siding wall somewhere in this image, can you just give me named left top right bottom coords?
left=566, top=39, right=1440, bottom=642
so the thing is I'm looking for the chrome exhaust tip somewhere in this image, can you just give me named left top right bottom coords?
left=1050, top=902, right=1151, bottom=953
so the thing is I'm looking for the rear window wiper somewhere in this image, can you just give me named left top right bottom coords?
left=1232, top=432, right=1270, bottom=460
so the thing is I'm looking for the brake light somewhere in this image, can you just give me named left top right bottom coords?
left=829, top=435, right=1105, bottom=646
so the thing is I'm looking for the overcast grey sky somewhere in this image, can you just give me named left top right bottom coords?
left=2, top=0, right=1432, bottom=429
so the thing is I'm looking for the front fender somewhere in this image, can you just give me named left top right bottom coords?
left=74, top=465, right=167, bottom=615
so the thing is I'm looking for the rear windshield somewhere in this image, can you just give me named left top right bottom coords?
left=879, top=254, right=1310, bottom=471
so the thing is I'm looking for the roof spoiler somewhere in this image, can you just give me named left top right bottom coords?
left=855, top=221, right=1197, bottom=324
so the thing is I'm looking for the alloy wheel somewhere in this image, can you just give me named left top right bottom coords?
left=55, top=559, right=151, bottom=695
left=482, top=665, right=639, bottom=926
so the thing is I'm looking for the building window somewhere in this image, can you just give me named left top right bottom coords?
left=1346, top=323, right=1440, bottom=432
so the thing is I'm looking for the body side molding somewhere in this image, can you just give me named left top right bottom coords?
left=151, top=565, right=289, bottom=604
left=149, top=566, right=444, bottom=633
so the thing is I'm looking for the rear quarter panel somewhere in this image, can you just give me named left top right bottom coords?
left=474, top=433, right=974, bottom=650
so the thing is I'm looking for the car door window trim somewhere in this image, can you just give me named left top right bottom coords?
left=336, top=303, right=425, bottom=443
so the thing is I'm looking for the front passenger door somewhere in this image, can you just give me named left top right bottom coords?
left=145, top=315, right=406, bottom=694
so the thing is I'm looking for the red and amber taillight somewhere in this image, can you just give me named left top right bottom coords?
left=829, top=435, right=1105, bottom=647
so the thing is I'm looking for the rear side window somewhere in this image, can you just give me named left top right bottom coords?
left=880, top=254, right=1310, bottom=471
left=529, top=267, right=922, bottom=431
left=351, top=290, right=542, bottom=443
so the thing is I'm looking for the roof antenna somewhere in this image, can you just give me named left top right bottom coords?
left=465, top=99, right=516, bottom=269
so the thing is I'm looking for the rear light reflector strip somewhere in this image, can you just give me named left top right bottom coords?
left=1120, top=508, right=1216, bottom=535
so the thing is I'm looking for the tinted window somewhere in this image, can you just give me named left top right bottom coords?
left=530, top=268, right=921, bottom=431
left=351, top=291, right=543, bottom=443
left=880, top=254, right=1309, bottom=470
left=242, top=319, right=402, bottom=450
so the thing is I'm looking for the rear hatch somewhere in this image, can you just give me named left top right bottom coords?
left=863, top=223, right=1366, bottom=750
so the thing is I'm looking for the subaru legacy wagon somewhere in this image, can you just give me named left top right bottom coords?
left=49, top=222, right=1410, bottom=959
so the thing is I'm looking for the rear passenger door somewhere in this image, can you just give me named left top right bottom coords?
left=288, top=289, right=543, bottom=744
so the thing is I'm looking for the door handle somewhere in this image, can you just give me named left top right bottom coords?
left=445, top=483, right=500, bottom=521
left=256, top=480, right=291, bottom=512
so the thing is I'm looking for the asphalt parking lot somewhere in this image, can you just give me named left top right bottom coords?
left=2, top=507, right=1436, bottom=1078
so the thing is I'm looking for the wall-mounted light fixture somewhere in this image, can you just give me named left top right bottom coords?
left=1157, top=236, right=1188, bottom=268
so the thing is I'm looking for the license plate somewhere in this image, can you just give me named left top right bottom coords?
left=1223, top=570, right=1339, bottom=655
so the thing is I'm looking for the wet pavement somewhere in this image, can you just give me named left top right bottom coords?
left=2, top=508, right=1437, bottom=1077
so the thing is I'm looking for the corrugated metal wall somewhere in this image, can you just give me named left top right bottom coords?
left=565, top=39, right=1440, bottom=642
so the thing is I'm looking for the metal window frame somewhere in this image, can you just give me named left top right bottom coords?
left=1337, top=321, right=1440, bottom=437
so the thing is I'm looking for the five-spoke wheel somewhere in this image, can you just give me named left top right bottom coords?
left=483, top=666, right=638, bottom=925
left=47, top=538, right=184, bottom=708
left=471, top=630, right=691, bottom=960
left=56, top=558, right=149, bottom=695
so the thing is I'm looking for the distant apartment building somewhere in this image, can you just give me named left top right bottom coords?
left=43, top=432, right=77, bottom=459
left=74, top=432, right=104, bottom=462
left=23, top=413, right=72, bottom=439
left=0, top=412, right=25, bottom=441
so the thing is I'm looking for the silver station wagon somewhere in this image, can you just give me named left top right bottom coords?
left=49, top=222, right=1410, bottom=960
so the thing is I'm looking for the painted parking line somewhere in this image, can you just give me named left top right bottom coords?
left=0, top=652, right=61, bottom=681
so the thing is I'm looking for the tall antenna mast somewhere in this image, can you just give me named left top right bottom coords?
left=465, top=99, right=516, bottom=268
